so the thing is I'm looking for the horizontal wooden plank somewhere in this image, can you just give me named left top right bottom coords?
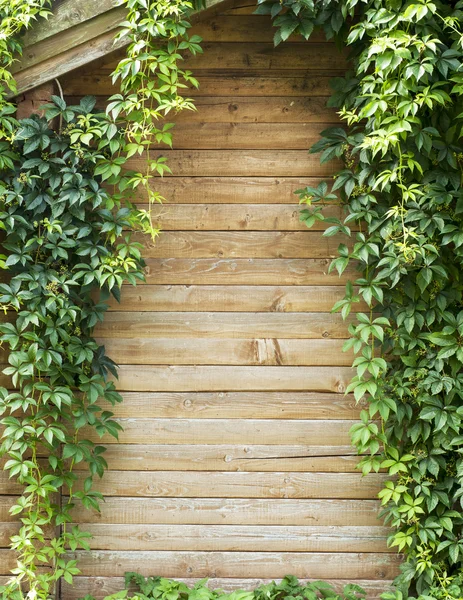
left=97, top=337, right=352, bottom=365
left=0, top=497, right=17, bottom=522
left=104, top=43, right=347, bottom=71
left=0, top=549, right=53, bottom=574
left=174, top=96, right=337, bottom=124
left=69, top=98, right=337, bottom=126
left=140, top=204, right=343, bottom=231
left=62, top=577, right=394, bottom=600
left=108, top=392, right=365, bottom=420
left=139, top=177, right=330, bottom=204
left=97, top=312, right=352, bottom=339
left=94, top=444, right=361, bottom=472
left=113, top=365, right=353, bottom=392
left=82, top=524, right=389, bottom=552
left=83, top=419, right=358, bottom=445
left=0, top=523, right=17, bottom=548
left=107, top=285, right=364, bottom=313
left=139, top=231, right=345, bottom=259
left=140, top=258, right=355, bottom=285
left=62, top=72, right=338, bottom=97
left=168, top=122, right=324, bottom=149
left=0, top=472, right=21, bottom=494
left=129, top=151, right=338, bottom=177
left=71, top=497, right=382, bottom=526
left=77, top=471, right=385, bottom=499
left=67, top=550, right=401, bottom=579
left=190, top=15, right=325, bottom=43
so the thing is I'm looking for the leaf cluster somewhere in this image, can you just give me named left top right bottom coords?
left=80, top=574, right=369, bottom=600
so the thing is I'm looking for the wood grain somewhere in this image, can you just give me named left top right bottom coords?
left=81, top=418, right=358, bottom=445
left=96, top=337, right=353, bottom=365
left=71, top=497, right=382, bottom=526
left=107, top=391, right=365, bottom=420
left=67, top=550, right=401, bottom=579
left=140, top=258, right=356, bottom=285
left=137, top=231, right=346, bottom=259
left=189, top=16, right=326, bottom=43
left=75, top=471, right=386, bottom=499
left=113, top=365, right=353, bottom=392
left=15, top=8, right=125, bottom=71
left=12, top=29, right=129, bottom=97
left=171, top=97, right=337, bottom=124
left=137, top=177, right=331, bottom=204
left=106, top=285, right=365, bottom=313
left=97, top=312, right=352, bottom=339
left=62, top=72, right=338, bottom=97
left=128, top=151, right=339, bottom=177
left=82, top=524, right=389, bottom=552
left=104, top=43, right=347, bottom=71
left=93, top=444, right=361, bottom=472
left=139, top=204, right=344, bottom=231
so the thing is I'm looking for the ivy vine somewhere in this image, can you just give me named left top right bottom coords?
left=0, top=1, right=202, bottom=598
left=259, top=0, right=463, bottom=598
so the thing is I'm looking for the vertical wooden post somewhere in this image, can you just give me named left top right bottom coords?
left=15, top=81, right=55, bottom=119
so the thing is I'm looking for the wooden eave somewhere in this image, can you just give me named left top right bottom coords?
left=11, top=0, right=230, bottom=97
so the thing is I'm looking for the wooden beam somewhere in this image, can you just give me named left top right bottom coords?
left=11, top=0, right=232, bottom=96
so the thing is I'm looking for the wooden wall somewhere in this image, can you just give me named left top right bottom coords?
left=0, top=1, right=401, bottom=597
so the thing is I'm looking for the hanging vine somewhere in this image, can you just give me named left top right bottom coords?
left=0, top=1, right=202, bottom=598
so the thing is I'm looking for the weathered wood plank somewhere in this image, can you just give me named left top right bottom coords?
left=138, top=231, right=345, bottom=259
left=0, top=523, right=18, bottom=548
left=0, top=497, right=17, bottom=522
left=82, top=524, right=389, bottom=552
left=97, top=312, right=352, bottom=339
left=61, top=72, right=338, bottom=97
left=96, top=337, right=353, bottom=365
left=16, top=8, right=126, bottom=72
left=21, top=0, right=122, bottom=46
left=139, top=204, right=343, bottom=231
left=103, top=43, right=347, bottom=71
left=140, top=258, right=356, bottom=285
left=71, top=497, right=382, bottom=526
left=190, top=15, right=325, bottom=43
left=114, top=365, right=353, bottom=392
left=67, top=550, right=401, bottom=579
left=129, top=151, right=338, bottom=177
left=137, top=177, right=330, bottom=204
left=169, top=122, right=324, bottom=148
left=75, top=471, right=385, bottom=499
left=82, top=418, right=358, bottom=446
left=107, top=285, right=364, bottom=313
left=62, top=577, right=394, bottom=600
left=107, top=391, right=365, bottom=420
left=174, top=96, right=337, bottom=124
left=67, top=98, right=337, bottom=125
left=13, top=29, right=128, bottom=97
left=93, top=444, right=361, bottom=472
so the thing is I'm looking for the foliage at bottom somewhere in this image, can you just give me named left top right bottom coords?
left=80, top=574, right=371, bottom=600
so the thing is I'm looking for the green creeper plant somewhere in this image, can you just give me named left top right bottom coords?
left=0, top=0, right=203, bottom=598
left=80, top=573, right=370, bottom=600
left=258, top=0, right=463, bottom=598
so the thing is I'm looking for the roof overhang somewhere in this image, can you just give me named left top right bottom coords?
left=11, top=0, right=230, bottom=97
